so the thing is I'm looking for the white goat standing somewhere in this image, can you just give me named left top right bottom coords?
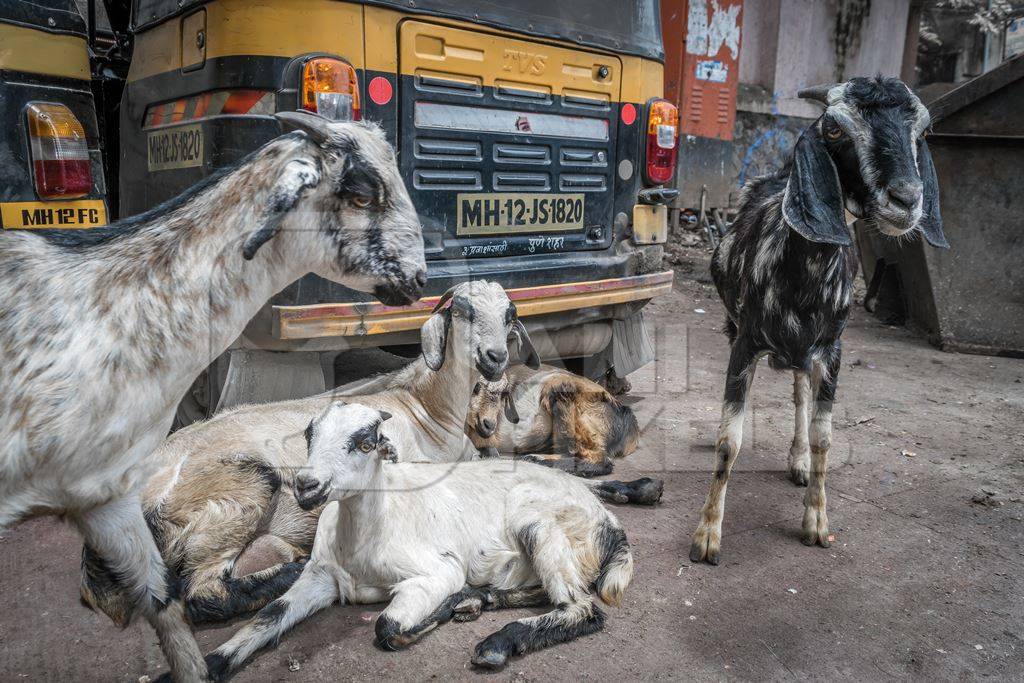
left=0, top=111, right=425, bottom=681
left=197, top=402, right=634, bottom=680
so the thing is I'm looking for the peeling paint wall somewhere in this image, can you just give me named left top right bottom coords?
left=686, top=0, right=742, bottom=59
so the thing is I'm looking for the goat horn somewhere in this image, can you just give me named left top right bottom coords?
left=430, top=286, right=458, bottom=313
left=797, top=83, right=841, bottom=105
left=274, top=110, right=334, bottom=145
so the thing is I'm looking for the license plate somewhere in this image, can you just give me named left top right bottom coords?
left=0, top=200, right=107, bottom=229
left=147, top=124, right=204, bottom=172
left=456, top=193, right=585, bottom=236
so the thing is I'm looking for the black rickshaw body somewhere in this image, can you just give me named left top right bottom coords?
left=118, top=0, right=673, bottom=375
left=0, top=1, right=107, bottom=231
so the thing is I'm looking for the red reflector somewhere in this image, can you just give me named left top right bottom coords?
left=621, top=103, right=637, bottom=126
left=33, top=160, right=92, bottom=198
left=368, top=76, right=393, bottom=106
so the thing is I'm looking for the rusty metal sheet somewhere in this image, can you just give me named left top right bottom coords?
left=661, top=0, right=743, bottom=141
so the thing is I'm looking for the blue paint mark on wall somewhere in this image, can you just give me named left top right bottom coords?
left=735, top=93, right=802, bottom=189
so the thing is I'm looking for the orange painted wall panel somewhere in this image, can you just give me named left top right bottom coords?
left=661, top=0, right=743, bottom=141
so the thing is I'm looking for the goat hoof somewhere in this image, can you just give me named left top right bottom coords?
left=626, top=477, right=664, bottom=505
left=689, top=529, right=721, bottom=565
left=789, top=467, right=809, bottom=487
left=453, top=597, right=483, bottom=622
left=471, top=648, right=508, bottom=670
left=801, top=507, right=830, bottom=547
left=375, top=614, right=412, bottom=651
left=801, top=532, right=831, bottom=548
left=595, top=478, right=663, bottom=505
left=380, top=633, right=417, bottom=651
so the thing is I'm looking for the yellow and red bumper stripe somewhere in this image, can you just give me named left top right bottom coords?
left=272, top=271, right=674, bottom=340
left=144, top=90, right=275, bottom=129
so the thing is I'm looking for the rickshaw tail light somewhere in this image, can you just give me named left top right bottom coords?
left=302, top=58, right=361, bottom=121
left=26, top=102, right=92, bottom=199
left=644, top=100, right=679, bottom=185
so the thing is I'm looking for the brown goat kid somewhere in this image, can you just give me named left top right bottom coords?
left=467, top=365, right=661, bottom=505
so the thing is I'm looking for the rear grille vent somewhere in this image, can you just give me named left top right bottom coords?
left=494, top=83, right=553, bottom=105
left=493, top=172, right=550, bottom=191
left=562, top=92, right=610, bottom=111
left=415, top=139, right=482, bottom=162
left=494, top=143, right=550, bottom=165
left=559, top=174, right=606, bottom=192
left=415, top=73, right=483, bottom=97
left=560, top=148, right=607, bottom=167
left=413, top=169, right=482, bottom=190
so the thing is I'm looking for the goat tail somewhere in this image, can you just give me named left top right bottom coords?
left=594, top=522, right=633, bottom=607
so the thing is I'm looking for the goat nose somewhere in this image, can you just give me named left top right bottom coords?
left=480, top=418, right=495, bottom=433
left=413, top=269, right=427, bottom=290
left=295, top=474, right=319, bottom=494
left=887, top=181, right=922, bottom=210
left=486, top=348, right=508, bottom=365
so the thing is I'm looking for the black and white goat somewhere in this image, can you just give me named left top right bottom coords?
left=192, top=402, right=633, bottom=679
left=689, top=77, right=947, bottom=565
left=81, top=281, right=539, bottom=627
left=0, top=111, right=425, bottom=680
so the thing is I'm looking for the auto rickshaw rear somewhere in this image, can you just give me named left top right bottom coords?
left=0, top=1, right=107, bottom=231
left=115, top=0, right=675, bottom=415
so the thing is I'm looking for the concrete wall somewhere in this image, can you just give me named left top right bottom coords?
left=738, top=0, right=780, bottom=89
left=739, top=0, right=912, bottom=118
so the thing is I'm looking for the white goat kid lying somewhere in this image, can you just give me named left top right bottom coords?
left=197, top=402, right=634, bottom=679
left=1, top=110, right=425, bottom=681
left=81, top=280, right=539, bottom=626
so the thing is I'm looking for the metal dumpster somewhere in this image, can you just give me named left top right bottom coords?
left=865, top=54, right=1024, bottom=357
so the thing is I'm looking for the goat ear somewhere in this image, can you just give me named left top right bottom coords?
left=274, top=110, right=333, bottom=146
left=420, top=308, right=450, bottom=372
left=782, top=127, right=852, bottom=246
left=512, top=319, right=540, bottom=369
left=502, top=391, right=520, bottom=424
left=242, top=158, right=321, bottom=260
left=916, top=138, right=949, bottom=248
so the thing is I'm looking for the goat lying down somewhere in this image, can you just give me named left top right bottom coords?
left=191, top=402, right=634, bottom=680
left=82, top=282, right=657, bottom=629
left=2, top=111, right=426, bottom=680
left=689, top=77, right=947, bottom=565
left=467, top=365, right=663, bottom=505
left=81, top=281, right=539, bottom=626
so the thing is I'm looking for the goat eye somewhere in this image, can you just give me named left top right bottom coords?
left=358, top=441, right=374, bottom=453
left=825, top=124, right=843, bottom=141
left=350, top=195, right=373, bottom=209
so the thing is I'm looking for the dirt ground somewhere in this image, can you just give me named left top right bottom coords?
left=1, top=245, right=1022, bottom=681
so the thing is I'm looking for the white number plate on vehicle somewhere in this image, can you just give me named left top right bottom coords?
left=147, top=124, right=204, bottom=172
left=456, top=193, right=585, bottom=236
